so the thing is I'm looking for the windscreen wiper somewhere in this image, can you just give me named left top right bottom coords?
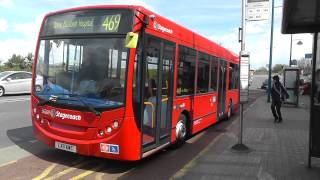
left=69, top=94, right=101, bottom=116
left=37, top=95, right=58, bottom=106
left=37, top=94, right=101, bottom=116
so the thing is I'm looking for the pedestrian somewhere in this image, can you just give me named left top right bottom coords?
left=271, top=75, right=289, bottom=123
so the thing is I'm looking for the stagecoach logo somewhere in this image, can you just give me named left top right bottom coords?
left=41, top=109, right=81, bottom=121
left=153, top=21, right=173, bottom=34
left=41, top=109, right=56, bottom=118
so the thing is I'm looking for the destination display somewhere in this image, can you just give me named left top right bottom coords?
left=41, top=9, right=133, bottom=36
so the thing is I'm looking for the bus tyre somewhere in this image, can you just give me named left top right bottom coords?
left=227, top=101, right=232, bottom=120
left=0, top=86, right=4, bottom=97
left=173, top=114, right=187, bottom=148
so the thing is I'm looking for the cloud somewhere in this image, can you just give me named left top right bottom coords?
left=0, top=0, right=13, bottom=8
left=0, top=39, right=35, bottom=62
left=0, top=18, right=8, bottom=32
left=13, top=14, right=44, bottom=38
left=246, top=21, right=269, bottom=34
left=57, top=0, right=156, bottom=12
left=208, top=28, right=240, bottom=53
left=0, top=15, right=44, bottom=62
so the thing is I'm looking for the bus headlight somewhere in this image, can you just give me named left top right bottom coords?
left=36, top=114, right=40, bottom=120
left=106, top=127, right=112, bottom=134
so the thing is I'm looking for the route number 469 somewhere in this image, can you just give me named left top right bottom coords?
left=102, top=14, right=121, bottom=32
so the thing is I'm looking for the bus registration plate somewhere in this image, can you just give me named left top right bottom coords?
left=55, top=141, right=77, bottom=153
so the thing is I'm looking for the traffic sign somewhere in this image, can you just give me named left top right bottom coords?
left=240, top=51, right=250, bottom=103
left=246, top=0, right=270, bottom=21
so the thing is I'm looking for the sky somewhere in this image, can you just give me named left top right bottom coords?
left=0, top=0, right=313, bottom=69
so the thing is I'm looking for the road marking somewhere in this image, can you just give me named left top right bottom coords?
left=44, top=160, right=95, bottom=180
left=0, top=97, right=30, bottom=103
left=0, top=160, right=17, bottom=168
left=70, top=164, right=104, bottom=180
left=32, top=163, right=57, bottom=180
left=95, top=172, right=104, bottom=180
left=0, top=144, right=31, bottom=166
left=29, top=140, right=38, bottom=143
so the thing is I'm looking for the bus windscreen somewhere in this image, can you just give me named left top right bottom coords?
left=41, top=9, right=133, bottom=36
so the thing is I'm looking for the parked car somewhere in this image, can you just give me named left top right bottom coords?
left=0, top=71, right=33, bottom=97
left=261, top=79, right=268, bottom=89
left=299, top=76, right=311, bottom=95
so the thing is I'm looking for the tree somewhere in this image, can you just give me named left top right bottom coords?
left=2, top=53, right=34, bottom=71
left=255, top=67, right=268, bottom=74
left=25, top=53, right=34, bottom=70
left=4, top=54, right=26, bottom=70
left=272, top=64, right=284, bottom=74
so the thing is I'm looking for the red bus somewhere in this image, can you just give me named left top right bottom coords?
left=31, top=5, right=239, bottom=161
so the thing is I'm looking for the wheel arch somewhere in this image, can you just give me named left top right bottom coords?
left=180, top=110, right=192, bottom=136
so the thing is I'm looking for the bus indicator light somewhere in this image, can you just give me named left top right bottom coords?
left=98, top=129, right=104, bottom=136
left=112, top=121, right=119, bottom=129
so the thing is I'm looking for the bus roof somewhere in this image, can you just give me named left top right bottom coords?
left=43, top=5, right=238, bottom=63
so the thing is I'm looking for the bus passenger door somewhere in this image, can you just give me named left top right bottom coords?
left=218, top=60, right=227, bottom=119
left=141, top=35, right=175, bottom=153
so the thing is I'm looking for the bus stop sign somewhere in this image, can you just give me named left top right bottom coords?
left=240, top=51, right=250, bottom=103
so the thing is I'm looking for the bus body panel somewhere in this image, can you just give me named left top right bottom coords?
left=192, top=112, right=217, bottom=134
left=193, top=93, right=218, bottom=120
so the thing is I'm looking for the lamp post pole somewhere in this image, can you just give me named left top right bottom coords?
left=289, top=34, right=293, bottom=67
left=267, top=0, right=275, bottom=103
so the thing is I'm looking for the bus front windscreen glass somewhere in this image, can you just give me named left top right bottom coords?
left=34, top=38, right=128, bottom=109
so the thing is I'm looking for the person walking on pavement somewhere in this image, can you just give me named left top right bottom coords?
left=271, top=75, right=289, bottom=123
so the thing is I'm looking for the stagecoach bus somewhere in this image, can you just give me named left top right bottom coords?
left=31, top=5, right=239, bottom=160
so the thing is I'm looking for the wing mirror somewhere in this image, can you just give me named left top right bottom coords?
left=125, top=32, right=138, bottom=48
left=6, top=78, right=12, bottom=81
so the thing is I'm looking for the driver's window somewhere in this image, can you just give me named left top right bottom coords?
left=8, top=73, right=19, bottom=80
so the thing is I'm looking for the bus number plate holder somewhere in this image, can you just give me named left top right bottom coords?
left=55, top=141, right=77, bottom=153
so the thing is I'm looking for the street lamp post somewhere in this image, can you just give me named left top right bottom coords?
left=289, top=34, right=303, bottom=67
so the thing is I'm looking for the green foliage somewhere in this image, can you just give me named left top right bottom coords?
left=255, top=67, right=268, bottom=74
left=272, top=64, right=284, bottom=74
left=0, top=53, right=34, bottom=72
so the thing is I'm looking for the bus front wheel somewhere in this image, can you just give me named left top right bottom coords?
left=227, top=100, right=232, bottom=119
left=174, top=114, right=187, bottom=147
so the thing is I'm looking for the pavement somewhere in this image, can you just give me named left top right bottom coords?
left=172, top=94, right=320, bottom=180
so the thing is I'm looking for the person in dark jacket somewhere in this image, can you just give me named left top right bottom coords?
left=271, top=75, right=289, bottom=123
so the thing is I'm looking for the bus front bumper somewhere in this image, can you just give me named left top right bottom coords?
left=32, top=119, right=140, bottom=161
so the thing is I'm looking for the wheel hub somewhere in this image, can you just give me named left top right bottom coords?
left=176, top=120, right=186, bottom=140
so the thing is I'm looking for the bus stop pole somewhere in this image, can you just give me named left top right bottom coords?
left=239, top=0, right=245, bottom=145
left=231, top=0, right=250, bottom=153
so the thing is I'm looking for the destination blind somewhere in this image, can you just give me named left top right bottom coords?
left=41, top=9, right=133, bottom=36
